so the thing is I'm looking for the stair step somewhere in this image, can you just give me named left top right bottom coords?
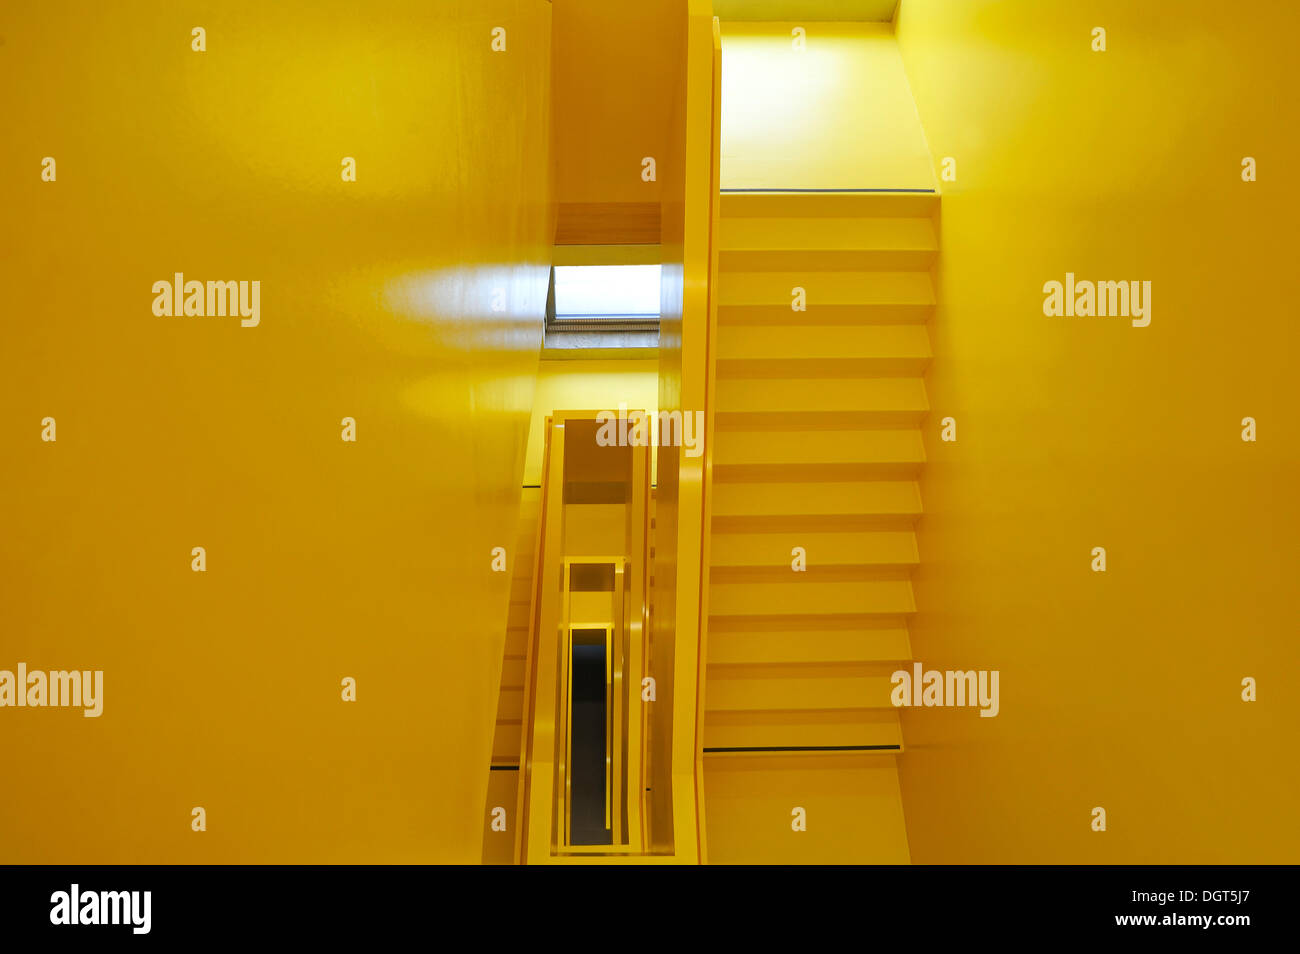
left=718, top=302, right=932, bottom=325
left=709, top=577, right=915, bottom=616
left=712, top=428, right=925, bottom=481
left=496, top=686, right=523, bottom=721
left=720, top=191, right=938, bottom=219
left=720, top=215, right=936, bottom=250
left=710, top=529, right=917, bottom=569
left=504, top=626, right=528, bottom=657
left=491, top=721, right=522, bottom=761
left=718, top=357, right=930, bottom=378
left=718, top=409, right=929, bottom=430
left=721, top=248, right=935, bottom=273
left=716, top=376, right=927, bottom=417
left=719, top=217, right=936, bottom=272
left=508, top=576, right=533, bottom=604
left=702, top=709, right=902, bottom=750
left=711, top=480, right=921, bottom=527
left=498, top=657, right=526, bottom=690
left=707, top=618, right=912, bottom=665
left=704, top=662, right=902, bottom=711
left=716, top=323, right=931, bottom=365
left=714, top=464, right=923, bottom=482
left=718, top=270, right=934, bottom=308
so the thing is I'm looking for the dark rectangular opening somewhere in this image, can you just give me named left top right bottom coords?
left=569, top=629, right=610, bottom=846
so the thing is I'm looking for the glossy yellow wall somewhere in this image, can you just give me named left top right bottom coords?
left=0, top=0, right=553, bottom=862
left=895, top=0, right=1300, bottom=861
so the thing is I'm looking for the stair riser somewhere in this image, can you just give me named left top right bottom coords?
left=719, top=192, right=938, bottom=219
left=720, top=249, right=936, bottom=272
left=702, top=709, right=903, bottom=750
left=709, top=579, right=916, bottom=616
left=719, top=303, right=933, bottom=325
left=711, top=530, right=918, bottom=569
left=716, top=323, right=931, bottom=363
left=718, top=271, right=935, bottom=308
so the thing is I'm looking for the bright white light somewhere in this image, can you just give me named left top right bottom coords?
left=553, top=265, right=661, bottom=318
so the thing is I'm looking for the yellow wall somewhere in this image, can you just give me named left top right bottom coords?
left=523, top=360, right=659, bottom=486
left=719, top=21, right=934, bottom=190
left=552, top=0, right=684, bottom=206
left=895, top=0, right=1300, bottom=861
left=0, top=0, right=552, bottom=862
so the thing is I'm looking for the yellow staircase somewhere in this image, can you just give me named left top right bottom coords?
left=701, top=190, right=936, bottom=863
left=481, top=488, right=539, bottom=863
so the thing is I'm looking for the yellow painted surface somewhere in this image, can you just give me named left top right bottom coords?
left=489, top=363, right=657, bottom=857
left=719, top=22, right=935, bottom=190
left=704, top=754, right=910, bottom=863
left=482, top=488, right=541, bottom=864
left=714, top=0, right=899, bottom=20
left=514, top=414, right=656, bottom=861
left=552, top=0, right=684, bottom=206
left=648, top=0, right=715, bottom=862
left=701, top=192, right=931, bottom=862
left=524, top=360, right=659, bottom=485
left=895, top=0, right=1300, bottom=861
left=481, top=770, right=520, bottom=864
left=554, top=245, right=661, bottom=266
left=0, top=0, right=553, bottom=862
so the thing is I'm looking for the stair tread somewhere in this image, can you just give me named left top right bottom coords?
left=720, top=191, right=938, bottom=219
left=721, top=249, right=936, bottom=272
left=717, top=358, right=931, bottom=379
left=711, top=529, right=918, bottom=568
left=490, top=721, right=523, bottom=760
left=719, top=215, right=936, bottom=271
left=711, top=480, right=921, bottom=520
left=718, top=270, right=934, bottom=307
left=720, top=216, right=937, bottom=251
left=702, top=708, right=902, bottom=750
left=704, top=664, right=902, bottom=711
left=712, top=428, right=926, bottom=467
left=707, top=623, right=912, bottom=665
left=709, top=578, right=916, bottom=616
left=718, top=303, right=933, bottom=325
left=716, top=376, right=928, bottom=415
left=716, top=323, right=931, bottom=363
